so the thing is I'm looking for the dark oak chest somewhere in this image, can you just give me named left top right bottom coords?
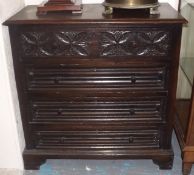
left=4, top=3, right=186, bottom=170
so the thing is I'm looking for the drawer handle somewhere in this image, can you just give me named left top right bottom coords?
left=156, top=104, right=161, bottom=111
left=60, top=64, right=65, bottom=67
left=158, top=72, right=163, bottom=80
left=55, top=78, right=61, bottom=84
left=61, top=137, right=66, bottom=143
left=57, top=109, right=63, bottom=116
left=130, top=109, right=135, bottom=115
left=128, top=136, right=134, bottom=143
left=153, top=135, right=159, bottom=143
left=33, top=104, right=37, bottom=108
left=29, top=71, right=34, bottom=76
left=131, top=76, right=136, bottom=84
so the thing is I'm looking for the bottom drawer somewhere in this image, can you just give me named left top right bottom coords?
left=34, top=130, right=160, bottom=149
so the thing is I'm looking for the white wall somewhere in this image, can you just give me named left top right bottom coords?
left=0, top=0, right=25, bottom=170
left=25, top=0, right=179, bottom=9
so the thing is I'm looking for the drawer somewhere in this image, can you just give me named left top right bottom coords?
left=99, top=30, right=172, bottom=57
left=34, top=130, right=160, bottom=149
left=29, top=96, right=167, bottom=123
left=25, top=66, right=169, bottom=91
left=18, top=26, right=173, bottom=59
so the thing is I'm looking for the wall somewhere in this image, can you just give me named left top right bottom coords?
left=0, top=0, right=25, bottom=170
left=25, top=0, right=179, bottom=9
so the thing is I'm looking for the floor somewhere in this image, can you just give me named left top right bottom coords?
left=22, top=132, right=194, bottom=175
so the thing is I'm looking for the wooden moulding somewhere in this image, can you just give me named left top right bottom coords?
left=23, top=148, right=174, bottom=170
left=37, top=0, right=83, bottom=15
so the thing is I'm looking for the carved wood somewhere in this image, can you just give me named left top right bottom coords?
left=100, top=31, right=171, bottom=57
left=20, top=29, right=171, bottom=57
left=21, top=31, right=90, bottom=57
left=4, top=4, right=186, bottom=170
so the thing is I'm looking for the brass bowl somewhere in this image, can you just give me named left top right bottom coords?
left=103, top=0, right=159, bottom=9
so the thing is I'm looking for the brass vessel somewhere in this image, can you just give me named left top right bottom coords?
left=103, top=0, right=159, bottom=9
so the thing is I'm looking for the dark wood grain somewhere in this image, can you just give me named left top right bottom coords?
left=4, top=3, right=185, bottom=170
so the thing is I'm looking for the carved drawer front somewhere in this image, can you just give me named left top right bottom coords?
left=30, top=97, right=166, bottom=123
left=99, top=30, right=172, bottom=57
left=20, top=31, right=91, bottom=57
left=26, top=66, right=169, bottom=91
left=19, top=27, right=172, bottom=58
left=34, top=130, right=160, bottom=149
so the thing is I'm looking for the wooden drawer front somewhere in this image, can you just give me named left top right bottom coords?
left=99, top=30, right=171, bottom=57
left=30, top=97, right=166, bottom=123
left=35, top=130, right=160, bottom=149
left=26, top=66, right=168, bottom=91
left=19, top=26, right=172, bottom=58
left=20, top=31, right=91, bottom=57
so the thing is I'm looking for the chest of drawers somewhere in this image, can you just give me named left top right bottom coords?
left=4, top=3, right=186, bottom=170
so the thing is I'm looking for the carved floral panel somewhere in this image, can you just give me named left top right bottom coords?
left=100, top=31, right=171, bottom=57
left=20, top=31, right=90, bottom=57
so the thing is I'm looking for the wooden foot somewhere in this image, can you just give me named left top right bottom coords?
left=153, top=156, right=173, bottom=170
left=183, top=163, right=192, bottom=175
left=23, top=155, right=46, bottom=170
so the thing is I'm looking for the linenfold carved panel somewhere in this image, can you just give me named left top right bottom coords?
left=100, top=31, right=171, bottom=57
left=21, top=31, right=90, bottom=57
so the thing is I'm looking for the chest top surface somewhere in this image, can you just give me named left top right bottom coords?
left=4, top=3, right=186, bottom=25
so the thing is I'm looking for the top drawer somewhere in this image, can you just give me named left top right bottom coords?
left=18, top=25, right=173, bottom=59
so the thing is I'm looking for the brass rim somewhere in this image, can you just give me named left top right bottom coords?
left=103, top=2, right=160, bottom=9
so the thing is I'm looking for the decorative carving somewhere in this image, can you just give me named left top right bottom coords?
left=21, top=30, right=171, bottom=57
left=21, top=31, right=90, bottom=57
left=100, top=31, right=171, bottom=57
